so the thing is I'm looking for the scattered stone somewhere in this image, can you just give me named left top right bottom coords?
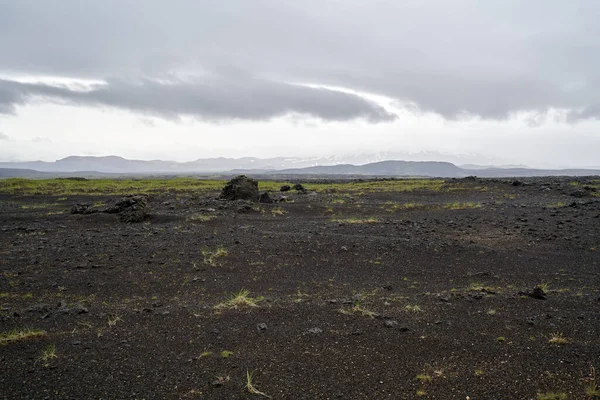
left=468, top=271, right=491, bottom=277
left=438, top=294, right=451, bottom=303
left=220, top=175, right=259, bottom=202
left=467, top=293, right=485, bottom=300
left=70, top=204, right=98, bottom=215
left=570, top=188, right=591, bottom=198
left=259, top=192, right=273, bottom=204
left=104, top=195, right=149, bottom=223
left=236, top=205, right=253, bottom=213
left=57, top=300, right=70, bottom=314
left=307, top=327, right=323, bottom=334
left=528, top=287, right=547, bottom=300
left=512, top=180, right=524, bottom=186
left=73, top=304, right=89, bottom=314
left=280, top=185, right=291, bottom=192
left=384, top=320, right=398, bottom=328
left=26, top=304, right=51, bottom=313
left=256, top=323, right=268, bottom=332
left=292, top=183, right=307, bottom=193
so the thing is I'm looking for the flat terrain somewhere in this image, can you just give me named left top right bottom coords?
left=1, top=177, right=599, bottom=399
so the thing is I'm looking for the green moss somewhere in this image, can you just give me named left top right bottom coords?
left=0, top=178, right=445, bottom=196
left=0, top=328, right=46, bottom=345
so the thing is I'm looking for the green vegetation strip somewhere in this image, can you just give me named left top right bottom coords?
left=0, top=328, right=46, bottom=345
left=0, top=178, right=445, bottom=196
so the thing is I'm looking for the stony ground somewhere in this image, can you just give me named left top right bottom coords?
left=1, top=177, right=599, bottom=400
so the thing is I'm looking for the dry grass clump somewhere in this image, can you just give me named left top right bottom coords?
left=331, top=217, right=380, bottom=224
left=548, top=333, right=568, bottom=345
left=0, top=328, right=46, bottom=345
left=246, top=370, right=271, bottom=398
left=215, top=290, right=263, bottom=309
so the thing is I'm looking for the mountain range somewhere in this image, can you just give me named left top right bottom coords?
left=1, top=156, right=600, bottom=178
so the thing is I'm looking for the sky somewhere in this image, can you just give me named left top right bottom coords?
left=0, top=0, right=599, bottom=168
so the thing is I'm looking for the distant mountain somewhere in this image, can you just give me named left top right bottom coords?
left=1, top=155, right=600, bottom=178
left=0, top=168, right=52, bottom=178
left=0, top=155, right=341, bottom=173
left=0, top=152, right=505, bottom=174
left=459, top=163, right=530, bottom=170
left=469, top=167, right=600, bottom=178
left=276, top=161, right=463, bottom=177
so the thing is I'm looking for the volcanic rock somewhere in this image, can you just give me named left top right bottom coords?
left=220, top=175, right=259, bottom=202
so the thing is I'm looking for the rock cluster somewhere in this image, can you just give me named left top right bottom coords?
left=219, top=175, right=259, bottom=202
left=105, top=195, right=149, bottom=223
left=72, top=195, right=149, bottom=223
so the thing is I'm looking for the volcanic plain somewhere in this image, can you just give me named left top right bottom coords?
left=1, top=177, right=599, bottom=399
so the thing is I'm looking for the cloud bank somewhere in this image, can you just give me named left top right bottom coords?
left=0, top=0, right=599, bottom=121
left=0, top=77, right=395, bottom=122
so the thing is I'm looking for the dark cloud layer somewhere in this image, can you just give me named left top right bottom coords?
left=0, top=78, right=395, bottom=122
left=1, top=0, right=599, bottom=121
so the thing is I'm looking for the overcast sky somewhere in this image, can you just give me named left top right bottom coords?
left=1, top=0, right=599, bottom=167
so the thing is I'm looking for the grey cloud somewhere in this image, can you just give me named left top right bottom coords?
left=0, top=77, right=396, bottom=122
left=31, top=137, right=52, bottom=143
left=0, top=80, right=26, bottom=114
left=567, top=105, right=600, bottom=123
left=0, top=132, right=10, bottom=140
left=1, top=0, right=599, bottom=120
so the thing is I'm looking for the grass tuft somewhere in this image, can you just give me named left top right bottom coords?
left=548, top=333, right=568, bottom=345
left=271, top=207, right=286, bottom=216
left=583, top=366, right=599, bottom=398
left=340, top=302, right=376, bottom=318
left=537, top=392, right=567, bottom=400
left=246, top=370, right=271, bottom=398
left=202, top=246, right=228, bottom=266
left=215, top=290, right=263, bottom=310
left=188, top=214, right=215, bottom=223
left=220, top=350, right=233, bottom=358
left=0, top=328, right=46, bottom=345
left=444, top=201, right=482, bottom=210
left=107, top=315, right=123, bottom=327
left=404, top=305, right=423, bottom=313
left=331, top=217, right=380, bottom=224
left=37, top=344, right=58, bottom=366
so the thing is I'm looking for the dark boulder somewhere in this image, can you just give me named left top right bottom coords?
left=70, top=204, right=98, bottom=215
left=273, top=195, right=289, bottom=203
left=527, top=287, right=546, bottom=300
left=570, top=187, right=595, bottom=198
left=220, top=175, right=259, bottom=202
left=292, top=183, right=307, bottom=193
left=106, top=195, right=149, bottom=223
left=280, top=185, right=291, bottom=192
left=259, top=192, right=274, bottom=203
